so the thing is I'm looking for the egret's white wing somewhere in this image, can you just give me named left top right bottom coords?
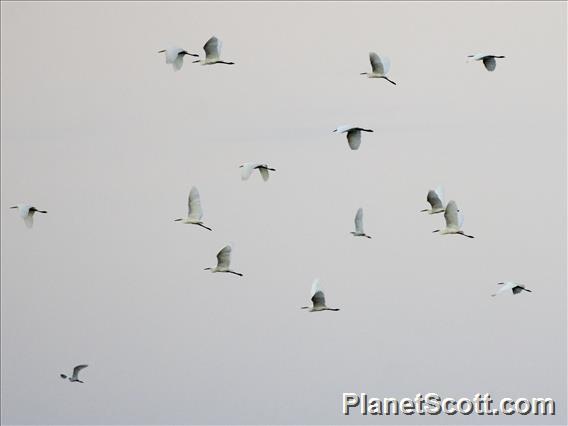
left=369, top=52, right=385, bottom=75
left=23, top=214, right=33, bottom=229
left=187, top=187, right=203, bottom=220
left=18, top=205, right=31, bottom=218
left=444, top=200, right=459, bottom=229
left=258, top=166, right=269, bottom=181
left=492, top=282, right=514, bottom=297
left=216, top=245, right=232, bottom=269
left=434, top=186, right=444, bottom=205
left=427, top=190, right=444, bottom=210
left=165, top=47, right=184, bottom=64
left=381, top=56, right=391, bottom=74
left=334, top=125, right=353, bottom=134
left=483, top=56, right=496, bottom=71
left=172, top=54, right=184, bottom=71
left=240, top=162, right=257, bottom=180
left=311, top=290, right=326, bottom=309
left=72, top=364, right=88, bottom=379
left=468, top=53, right=488, bottom=62
left=354, top=208, right=364, bottom=233
left=346, top=129, right=362, bottom=150
left=203, top=36, right=221, bottom=61
left=310, top=278, right=321, bottom=298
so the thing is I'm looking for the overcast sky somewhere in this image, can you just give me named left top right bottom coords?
left=1, top=1, right=566, bottom=425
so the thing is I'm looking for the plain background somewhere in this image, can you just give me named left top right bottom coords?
left=1, top=1, right=566, bottom=425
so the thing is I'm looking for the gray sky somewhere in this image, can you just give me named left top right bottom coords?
left=1, top=1, right=566, bottom=425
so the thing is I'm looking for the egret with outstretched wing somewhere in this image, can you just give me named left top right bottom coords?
left=333, top=125, right=374, bottom=150
left=240, top=162, right=276, bottom=181
left=204, top=245, right=243, bottom=276
left=361, top=52, right=396, bottom=84
left=174, top=187, right=212, bottom=231
left=351, top=208, right=371, bottom=238
left=300, top=279, right=340, bottom=312
left=193, top=36, right=235, bottom=65
left=433, top=200, right=474, bottom=238
left=9, top=204, right=47, bottom=228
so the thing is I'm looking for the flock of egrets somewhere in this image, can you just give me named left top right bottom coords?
left=8, top=36, right=527, bottom=383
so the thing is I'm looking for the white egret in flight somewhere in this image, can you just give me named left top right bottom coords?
left=421, top=187, right=445, bottom=214
left=174, top=186, right=212, bottom=231
left=204, top=245, right=243, bottom=276
left=300, top=279, right=340, bottom=312
left=432, top=200, right=474, bottom=238
left=193, top=36, right=235, bottom=65
left=240, top=162, right=276, bottom=181
left=467, top=53, right=505, bottom=71
left=492, top=282, right=532, bottom=297
left=361, top=52, right=396, bottom=84
left=333, top=125, right=374, bottom=150
left=60, top=364, right=88, bottom=383
left=158, top=47, right=199, bottom=71
left=351, top=208, right=371, bottom=238
left=9, top=204, right=47, bottom=228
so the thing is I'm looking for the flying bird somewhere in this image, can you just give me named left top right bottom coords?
left=492, top=282, right=532, bottom=297
left=421, top=187, right=445, bottom=214
left=174, top=186, right=212, bottom=231
left=240, top=162, right=276, bottom=181
left=158, top=47, right=199, bottom=71
left=467, top=53, right=505, bottom=71
left=351, top=208, right=371, bottom=238
left=204, top=245, right=243, bottom=276
left=193, top=36, right=235, bottom=65
left=333, top=125, right=374, bottom=150
left=9, top=204, right=47, bottom=228
left=60, top=364, right=88, bottom=383
left=432, top=200, right=474, bottom=238
left=361, top=52, right=396, bottom=84
left=300, top=279, right=340, bottom=312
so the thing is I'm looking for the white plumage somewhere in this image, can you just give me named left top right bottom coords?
left=204, top=245, right=243, bottom=276
left=174, top=187, right=212, bottom=231
left=467, top=53, right=505, bottom=71
left=193, top=36, right=235, bottom=65
left=300, top=279, right=340, bottom=312
left=351, top=208, right=371, bottom=238
left=421, top=186, right=445, bottom=214
left=492, top=282, right=532, bottom=297
left=60, top=364, right=88, bottom=383
left=240, top=162, right=276, bottom=181
left=361, top=52, right=396, bottom=84
left=432, top=200, right=474, bottom=238
left=333, top=125, right=374, bottom=150
left=158, top=47, right=199, bottom=71
left=9, top=204, right=47, bottom=228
